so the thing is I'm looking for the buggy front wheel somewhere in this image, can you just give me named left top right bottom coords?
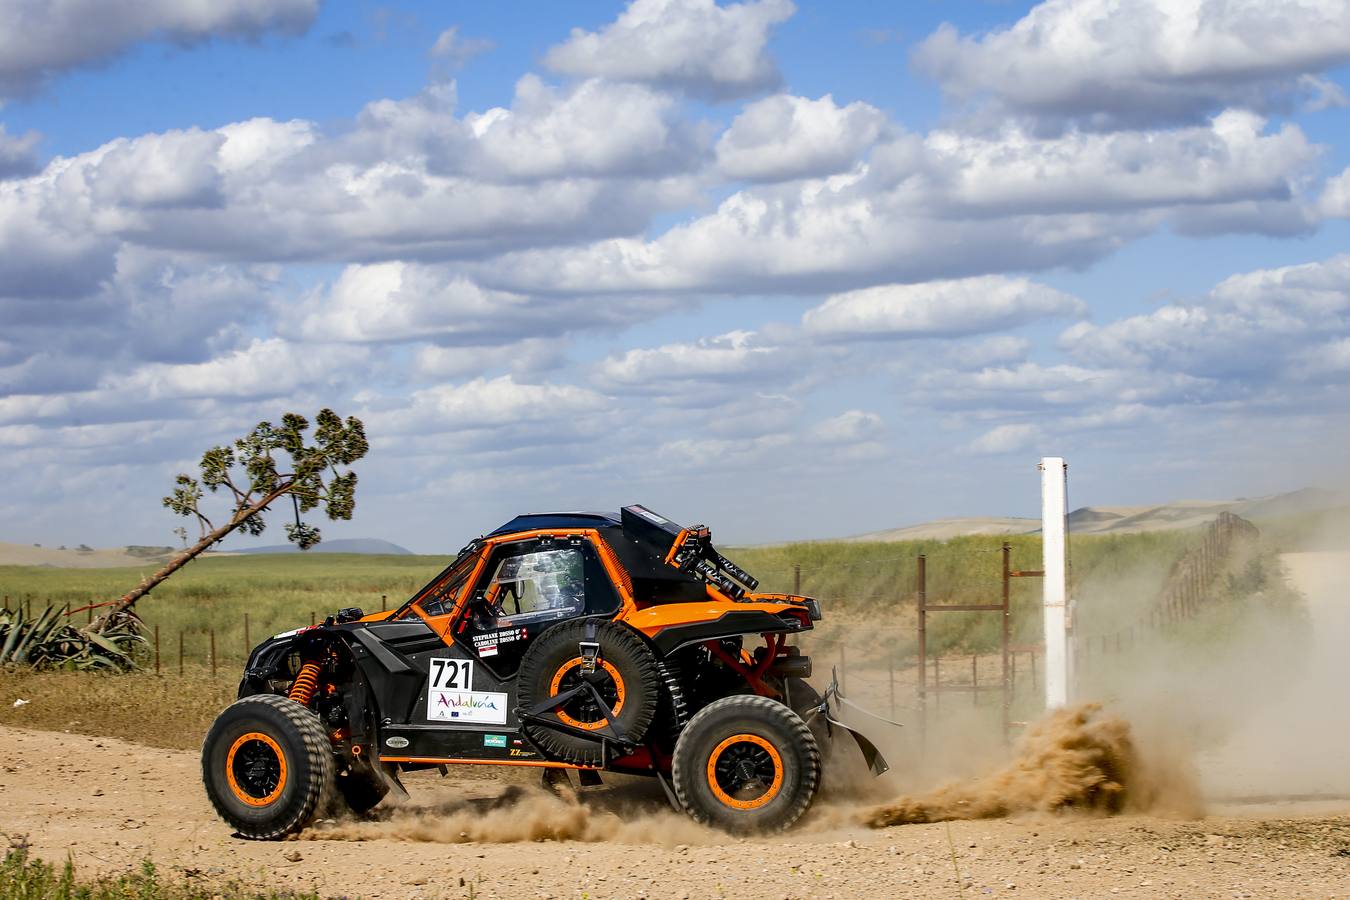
left=201, top=694, right=335, bottom=840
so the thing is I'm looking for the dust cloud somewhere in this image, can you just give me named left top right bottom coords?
left=303, top=782, right=715, bottom=846
left=861, top=703, right=1198, bottom=827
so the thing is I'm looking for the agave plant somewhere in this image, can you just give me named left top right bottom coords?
left=0, top=606, right=146, bottom=671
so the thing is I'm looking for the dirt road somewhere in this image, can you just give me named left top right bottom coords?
left=2, top=724, right=1348, bottom=899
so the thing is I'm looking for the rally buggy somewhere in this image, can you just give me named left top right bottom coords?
left=202, top=505, right=886, bottom=838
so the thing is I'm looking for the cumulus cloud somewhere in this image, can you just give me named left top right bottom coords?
left=480, top=111, right=1323, bottom=296
left=108, top=337, right=368, bottom=402
left=544, top=0, right=794, bottom=101
left=0, top=0, right=319, bottom=98
left=0, top=78, right=708, bottom=282
left=1321, top=167, right=1350, bottom=218
left=0, top=125, right=39, bottom=178
left=811, top=409, right=882, bottom=444
left=373, top=375, right=608, bottom=435
left=915, top=0, right=1350, bottom=128
left=596, top=330, right=787, bottom=392
left=716, top=93, right=887, bottom=181
left=282, top=261, right=675, bottom=346
left=428, top=26, right=493, bottom=69
left=804, top=275, right=1086, bottom=341
left=969, top=423, right=1041, bottom=455
left=1060, top=253, right=1350, bottom=380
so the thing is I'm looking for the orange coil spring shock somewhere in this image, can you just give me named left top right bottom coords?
left=288, top=661, right=322, bottom=706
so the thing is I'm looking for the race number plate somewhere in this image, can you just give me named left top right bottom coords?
left=425, top=658, right=508, bottom=725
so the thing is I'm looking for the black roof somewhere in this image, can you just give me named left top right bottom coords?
left=488, top=511, right=621, bottom=536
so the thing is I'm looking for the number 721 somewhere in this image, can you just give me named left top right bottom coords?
left=429, top=658, right=473, bottom=690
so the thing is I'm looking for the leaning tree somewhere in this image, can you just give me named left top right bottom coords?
left=103, top=409, right=368, bottom=621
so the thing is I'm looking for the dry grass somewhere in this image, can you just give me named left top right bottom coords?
left=0, top=668, right=237, bottom=750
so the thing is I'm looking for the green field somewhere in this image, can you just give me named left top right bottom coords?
left=0, top=527, right=1245, bottom=666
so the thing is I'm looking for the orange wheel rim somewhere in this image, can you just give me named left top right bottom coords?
left=706, top=733, right=784, bottom=810
left=225, top=732, right=288, bottom=807
left=548, top=657, right=625, bottom=731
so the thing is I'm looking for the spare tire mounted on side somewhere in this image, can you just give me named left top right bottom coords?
left=516, top=619, right=659, bottom=766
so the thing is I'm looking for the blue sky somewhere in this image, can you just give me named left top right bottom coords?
left=2, top=0, right=1350, bottom=553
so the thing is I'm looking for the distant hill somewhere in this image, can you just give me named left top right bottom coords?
left=839, top=487, right=1346, bottom=543
left=228, top=538, right=413, bottom=556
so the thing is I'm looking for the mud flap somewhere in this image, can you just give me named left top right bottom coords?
left=368, top=749, right=410, bottom=799
left=802, top=669, right=898, bottom=777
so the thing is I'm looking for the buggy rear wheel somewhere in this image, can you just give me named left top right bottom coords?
left=202, top=694, right=335, bottom=840
left=672, top=694, right=820, bottom=834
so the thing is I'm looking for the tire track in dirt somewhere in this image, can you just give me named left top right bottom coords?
left=3, top=724, right=1348, bottom=898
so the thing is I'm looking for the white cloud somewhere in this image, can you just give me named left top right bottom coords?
left=1320, top=167, right=1350, bottom=218
left=716, top=94, right=886, bottom=182
left=0, top=0, right=319, bottom=98
left=464, top=76, right=705, bottom=180
left=482, top=111, right=1322, bottom=296
left=804, top=276, right=1085, bottom=340
left=375, top=375, right=608, bottom=434
left=811, top=409, right=882, bottom=444
left=0, top=125, right=39, bottom=178
left=915, top=0, right=1350, bottom=127
left=969, top=423, right=1041, bottom=455
left=283, top=261, right=676, bottom=346
left=107, top=338, right=369, bottom=402
left=1060, top=253, right=1350, bottom=379
left=596, top=330, right=786, bottom=391
left=544, top=0, right=794, bottom=101
left=428, top=26, right=493, bottom=69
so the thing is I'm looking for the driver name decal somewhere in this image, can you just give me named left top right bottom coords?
left=472, top=626, right=527, bottom=658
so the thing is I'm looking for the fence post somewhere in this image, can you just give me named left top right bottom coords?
left=381, top=594, right=388, bottom=612
left=311, top=611, right=316, bottom=627
left=1001, top=541, right=1011, bottom=743
left=154, top=625, right=161, bottom=676
left=916, top=553, right=927, bottom=743
left=793, top=565, right=801, bottom=595
left=179, top=631, right=185, bottom=676
left=210, top=629, right=217, bottom=678
left=971, top=653, right=978, bottom=709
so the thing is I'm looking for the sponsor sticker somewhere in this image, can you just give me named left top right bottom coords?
left=426, top=689, right=508, bottom=725
left=478, top=645, right=498, bottom=658
left=483, top=734, right=507, bottom=748
left=384, top=735, right=410, bottom=749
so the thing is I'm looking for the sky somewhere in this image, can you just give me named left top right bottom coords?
left=2, top=0, right=1350, bottom=554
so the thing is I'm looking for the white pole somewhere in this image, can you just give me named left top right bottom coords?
left=1040, top=457, right=1069, bottom=709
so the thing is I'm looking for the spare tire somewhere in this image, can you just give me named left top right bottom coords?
left=517, top=619, right=659, bottom=766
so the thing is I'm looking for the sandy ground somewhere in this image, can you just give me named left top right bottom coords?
left=1, top=723, right=1348, bottom=899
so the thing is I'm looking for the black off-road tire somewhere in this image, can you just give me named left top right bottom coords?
left=517, top=619, right=659, bottom=766
left=201, top=694, right=335, bottom=840
left=672, top=694, right=820, bottom=834
left=334, top=766, right=389, bottom=815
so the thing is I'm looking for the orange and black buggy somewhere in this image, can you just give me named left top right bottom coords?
left=202, top=505, right=887, bottom=838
